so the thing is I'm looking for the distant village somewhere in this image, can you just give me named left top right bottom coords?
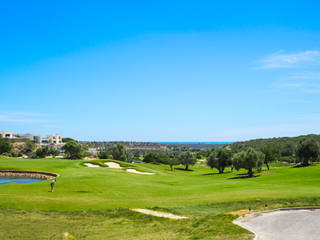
left=0, top=131, right=63, bottom=146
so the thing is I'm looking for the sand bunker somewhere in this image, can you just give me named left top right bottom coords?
left=104, top=162, right=154, bottom=175
left=126, top=169, right=154, bottom=175
left=233, top=209, right=320, bottom=240
left=132, top=209, right=188, bottom=219
left=104, top=162, right=122, bottom=169
left=84, top=163, right=100, bottom=168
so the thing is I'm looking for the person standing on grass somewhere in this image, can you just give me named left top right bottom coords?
left=50, top=179, right=56, bottom=192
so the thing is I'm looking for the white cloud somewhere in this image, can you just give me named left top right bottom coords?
left=256, top=50, right=320, bottom=69
left=289, top=71, right=320, bottom=80
left=0, top=111, right=48, bottom=124
left=278, top=82, right=306, bottom=88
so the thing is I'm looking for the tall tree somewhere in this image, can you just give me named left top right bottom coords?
left=179, top=151, right=196, bottom=171
left=108, top=144, right=129, bottom=162
left=207, top=148, right=232, bottom=173
left=243, top=148, right=264, bottom=177
left=232, top=151, right=246, bottom=171
left=166, top=154, right=179, bottom=171
left=261, top=144, right=279, bottom=170
left=62, top=141, right=84, bottom=159
left=296, top=140, right=320, bottom=166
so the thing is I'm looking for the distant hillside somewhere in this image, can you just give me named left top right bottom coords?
left=231, top=134, right=320, bottom=156
left=80, top=141, right=228, bottom=153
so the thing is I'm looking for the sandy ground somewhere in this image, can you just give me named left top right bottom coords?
left=132, top=209, right=188, bottom=219
left=84, top=163, right=100, bottom=168
left=126, top=169, right=154, bottom=175
left=104, top=162, right=122, bottom=169
left=233, top=209, right=320, bottom=240
left=104, top=162, right=154, bottom=175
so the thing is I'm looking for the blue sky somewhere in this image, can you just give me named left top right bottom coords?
left=1, top=1, right=320, bottom=141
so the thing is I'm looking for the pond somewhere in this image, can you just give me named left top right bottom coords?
left=0, top=176, right=43, bottom=184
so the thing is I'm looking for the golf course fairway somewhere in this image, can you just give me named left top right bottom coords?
left=1, top=157, right=320, bottom=239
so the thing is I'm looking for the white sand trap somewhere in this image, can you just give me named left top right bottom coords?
left=104, top=162, right=122, bottom=169
left=132, top=209, right=188, bottom=219
left=233, top=209, right=320, bottom=240
left=84, top=163, right=100, bottom=168
left=126, top=169, right=154, bottom=175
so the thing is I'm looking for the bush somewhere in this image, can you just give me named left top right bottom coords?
left=98, top=148, right=112, bottom=159
left=62, top=142, right=84, bottom=159
left=0, top=137, right=12, bottom=155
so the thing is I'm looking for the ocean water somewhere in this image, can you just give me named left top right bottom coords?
left=156, top=142, right=233, bottom=145
left=0, top=177, right=43, bottom=184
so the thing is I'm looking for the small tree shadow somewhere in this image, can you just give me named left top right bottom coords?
left=293, top=163, right=311, bottom=168
left=202, top=172, right=221, bottom=176
left=202, top=170, right=233, bottom=176
left=228, top=174, right=260, bottom=179
left=174, top=167, right=194, bottom=171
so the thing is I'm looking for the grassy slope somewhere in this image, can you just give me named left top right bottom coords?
left=1, top=157, right=320, bottom=239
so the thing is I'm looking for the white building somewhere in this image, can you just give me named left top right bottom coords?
left=46, top=134, right=63, bottom=145
left=1, top=131, right=64, bottom=146
left=0, top=131, right=14, bottom=139
left=21, top=134, right=42, bottom=143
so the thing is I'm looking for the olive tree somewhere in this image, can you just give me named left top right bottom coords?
left=179, top=151, right=196, bottom=171
left=62, top=141, right=84, bottom=159
left=232, top=148, right=265, bottom=177
left=296, top=140, right=320, bottom=166
left=166, top=155, right=179, bottom=171
left=108, top=144, right=129, bottom=162
left=207, top=148, right=232, bottom=173
left=232, top=151, right=246, bottom=171
left=260, top=144, right=279, bottom=170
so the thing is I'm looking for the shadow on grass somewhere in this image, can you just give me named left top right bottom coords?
left=74, top=190, right=91, bottom=193
left=174, top=168, right=194, bottom=172
left=228, top=174, right=260, bottom=179
left=293, top=163, right=314, bottom=168
left=202, top=171, right=233, bottom=176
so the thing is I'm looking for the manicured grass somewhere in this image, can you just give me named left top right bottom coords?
left=1, top=157, right=320, bottom=239
left=0, top=207, right=252, bottom=240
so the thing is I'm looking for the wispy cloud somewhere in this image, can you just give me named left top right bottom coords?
left=289, top=71, right=320, bottom=80
left=256, top=50, right=320, bottom=69
left=276, top=82, right=320, bottom=94
left=275, top=70, right=320, bottom=94
left=0, top=111, right=49, bottom=124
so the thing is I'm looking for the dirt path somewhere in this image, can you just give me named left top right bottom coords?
left=132, top=209, right=188, bottom=219
left=233, top=209, right=320, bottom=240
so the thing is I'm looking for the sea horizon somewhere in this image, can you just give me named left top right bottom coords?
left=154, top=141, right=233, bottom=145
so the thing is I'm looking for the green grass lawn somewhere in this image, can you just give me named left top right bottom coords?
left=1, top=157, right=320, bottom=239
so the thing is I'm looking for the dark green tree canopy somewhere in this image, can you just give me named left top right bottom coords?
left=260, top=144, right=279, bottom=170
left=179, top=151, right=196, bottom=171
left=296, top=140, right=320, bottom=166
left=108, top=144, right=129, bottom=162
left=62, top=141, right=84, bottom=159
left=207, top=148, right=232, bottom=173
left=232, top=148, right=265, bottom=177
left=143, top=152, right=168, bottom=164
left=0, top=136, right=12, bottom=155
